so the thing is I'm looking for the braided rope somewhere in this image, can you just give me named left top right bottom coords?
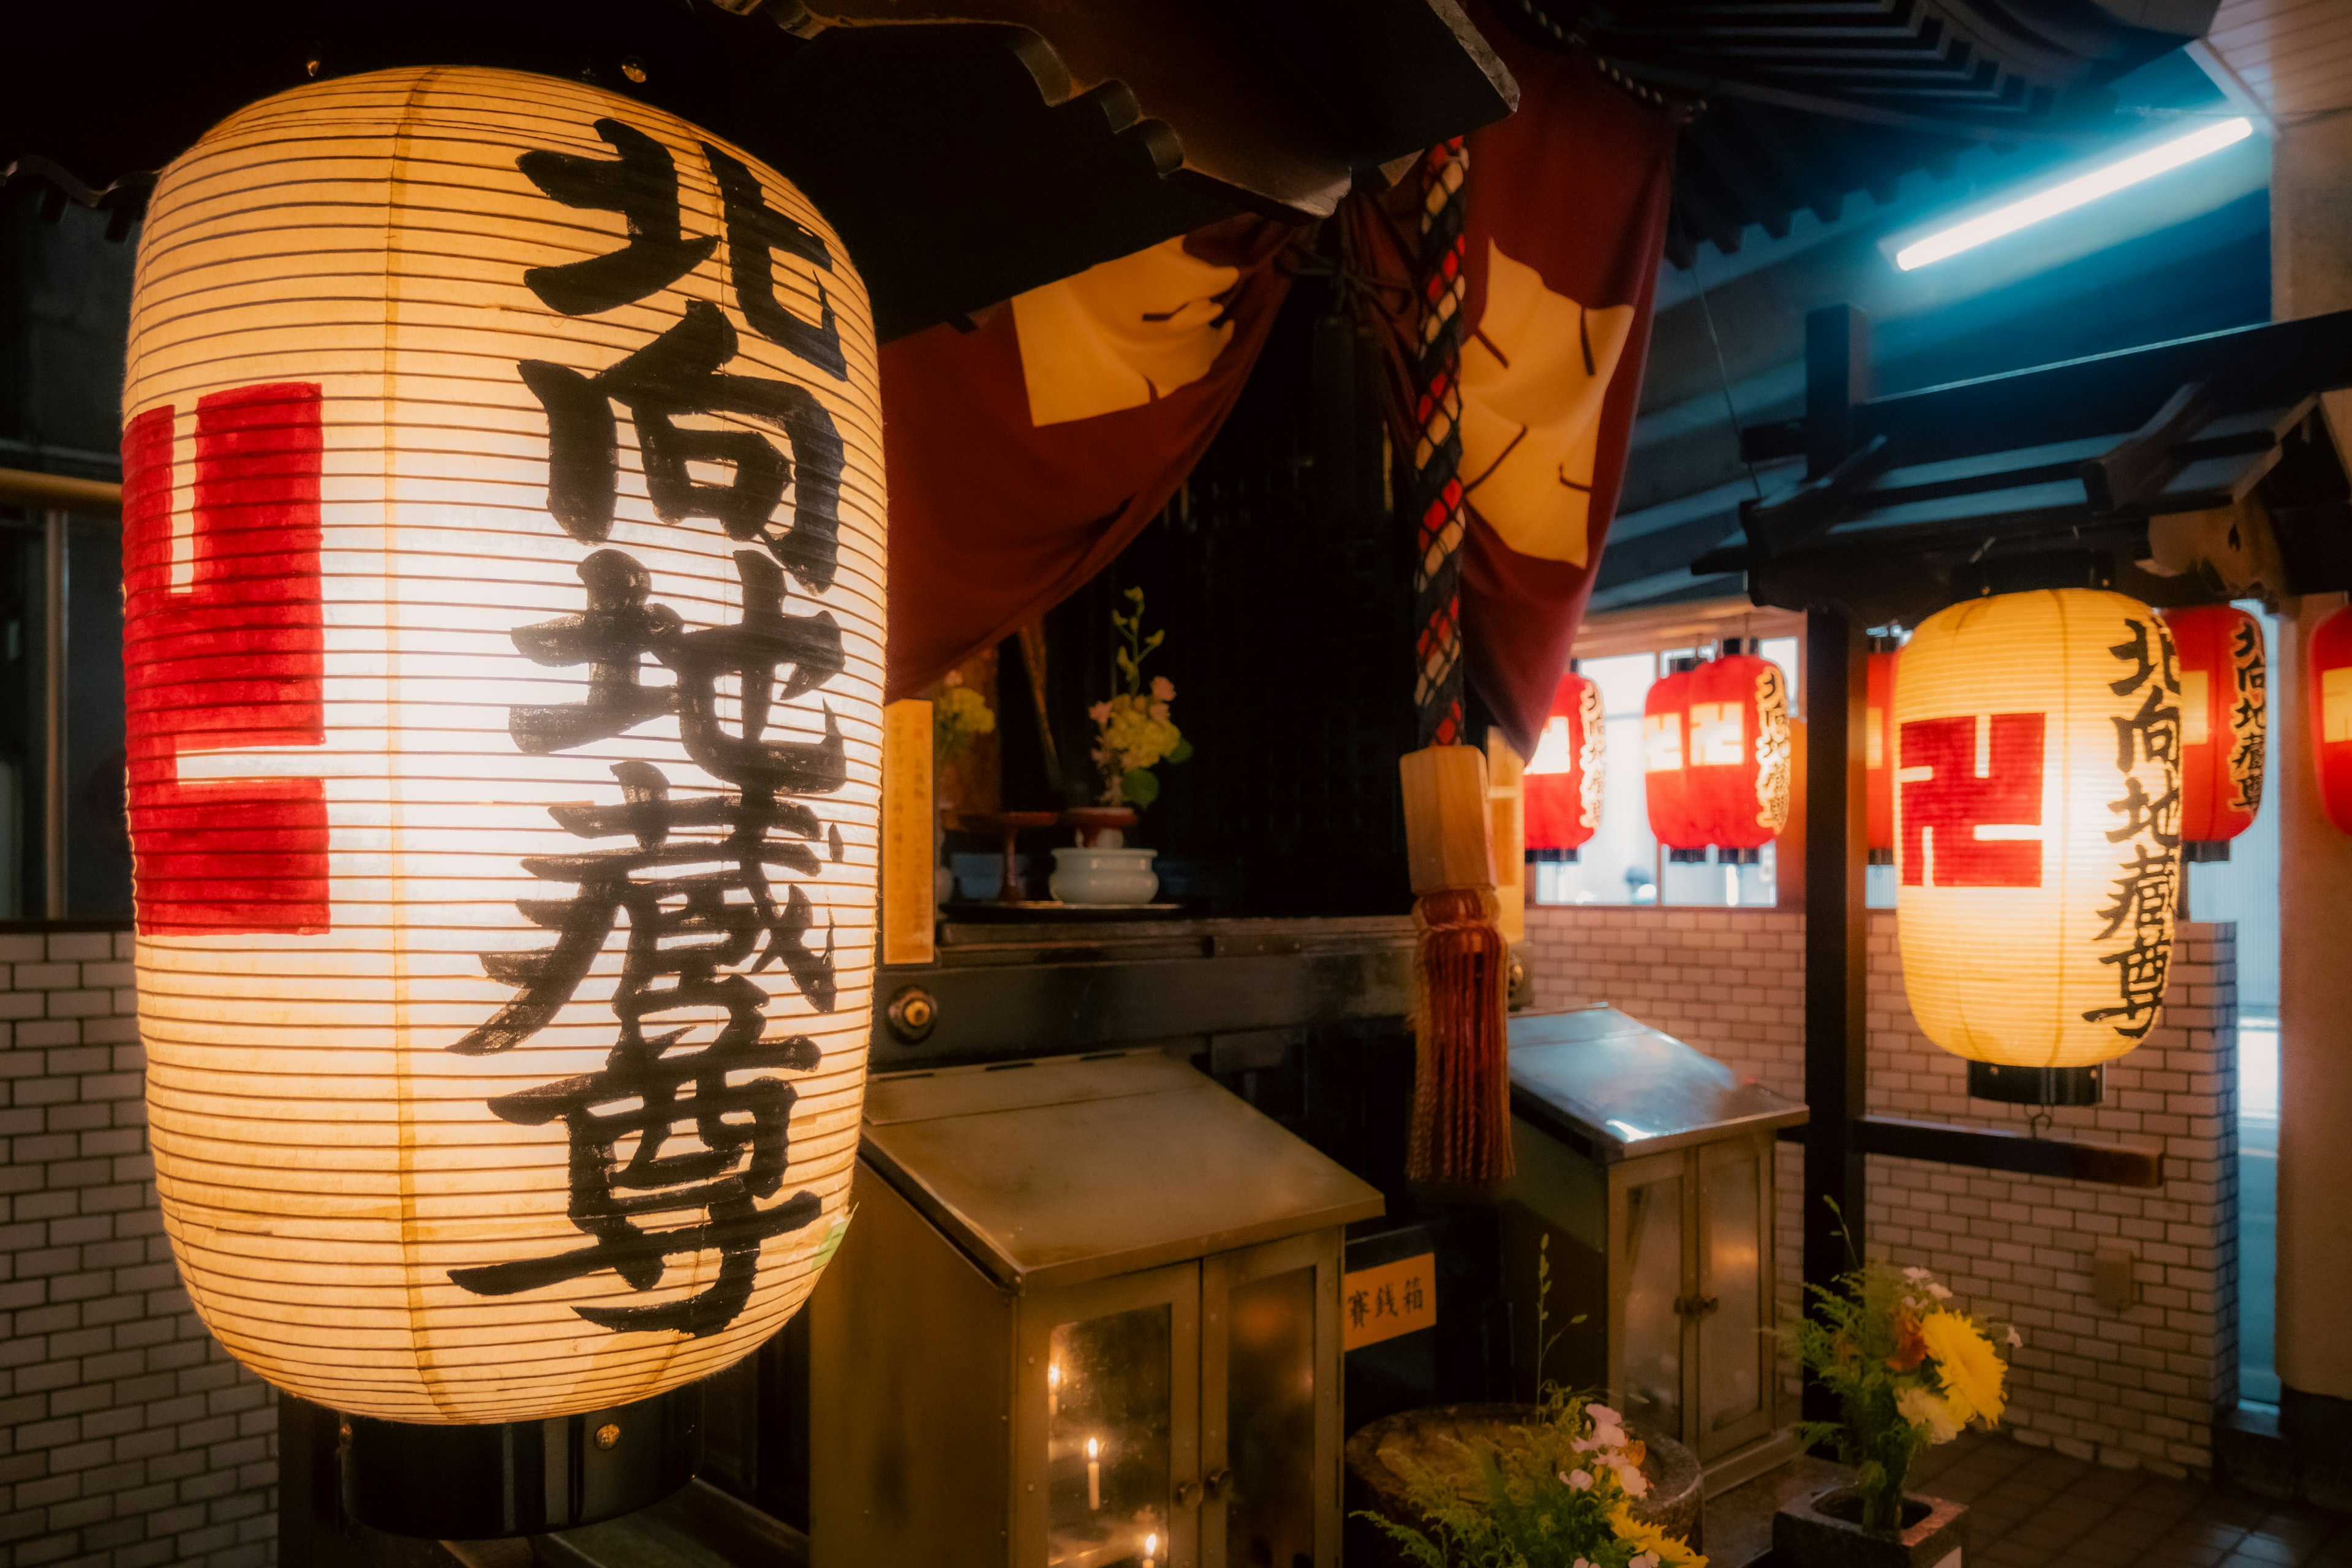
left=1412, top=137, right=1470, bottom=749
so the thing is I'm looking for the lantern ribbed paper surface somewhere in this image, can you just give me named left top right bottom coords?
left=1684, top=650, right=1791, bottom=851
left=2159, top=605, right=2264, bottom=844
left=1894, top=590, right=2180, bottom=1068
left=120, top=67, right=883, bottom=1423
left=1525, top=669, right=1604, bottom=855
left=1642, top=664, right=1702, bottom=851
left=2307, top=604, right=2352, bottom=834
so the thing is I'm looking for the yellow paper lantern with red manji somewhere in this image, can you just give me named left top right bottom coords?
left=1683, top=639, right=1793, bottom=854
left=1525, top=666, right=1604, bottom=859
left=2158, top=605, right=2265, bottom=856
left=2317, top=603, right=2352, bottom=834
left=118, top=65, right=883, bottom=1529
left=1893, top=589, right=2181, bottom=1100
left=1643, top=658, right=1705, bottom=858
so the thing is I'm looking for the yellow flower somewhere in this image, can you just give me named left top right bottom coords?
left=1920, top=1311, right=2007, bottom=1427
left=1610, top=1504, right=1708, bottom=1567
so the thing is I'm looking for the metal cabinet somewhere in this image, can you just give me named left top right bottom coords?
left=809, top=1050, right=1382, bottom=1567
left=1491, top=1006, right=1804, bottom=1485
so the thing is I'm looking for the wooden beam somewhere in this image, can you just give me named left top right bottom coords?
left=0, top=468, right=119, bottom=513
left=1856, top=1116, right=2164, bottom=1188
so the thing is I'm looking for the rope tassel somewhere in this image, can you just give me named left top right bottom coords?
left=1400, top=745, right=1515, bottom=1187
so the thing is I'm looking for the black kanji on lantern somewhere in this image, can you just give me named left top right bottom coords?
left=2084, top=616, right=2182, bottom=1037
left=450, top=118, right=854, bottom=1337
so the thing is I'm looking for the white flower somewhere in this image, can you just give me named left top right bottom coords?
left=1902, top=1265, right=1931, bottom=1283
left=1586, top=1403, right=1620, bottom=1424
left=2007, top=1325, right=2024, bottom=1348
left=1150, top=675, right=1175, bottom=702
left=1927, top=1282, right=1953, bottom=1300
left=1088, top=701, right=1111, bottom=724
left=1898, top=1384, right=1963, bottom=1444
left=1566, top=1468, right=1593, bottom=1491
left=1574, top=1559, right=1594, bottom=1568
left=1633, top=1554, right=1660, bottom=1568
left=1617, top=1463, right=1650, bottom=1498
left=1571, top=1436, right=1599, bottom=1453
left=1902, top=1295, right=1920, bottom=1310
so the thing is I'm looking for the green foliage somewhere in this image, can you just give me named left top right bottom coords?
left=1780, top=1202, right=2012, bottom=1533
left=1353, top=1389, right=1699, bottom=1568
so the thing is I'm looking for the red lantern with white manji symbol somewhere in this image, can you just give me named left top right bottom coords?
left=1525, top=667, right=1604, bottom=859
left=1683, top=639, right=1792, bottom=853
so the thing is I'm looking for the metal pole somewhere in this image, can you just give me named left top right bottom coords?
left=42, top=509, right=67, bottom=921
left=1801, top=606, right=1867, bottom=1427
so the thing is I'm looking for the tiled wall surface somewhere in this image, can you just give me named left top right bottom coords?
left=0, top=929, right=275, bottom=1568
left=1524, top=905, right=2239, bottom=1478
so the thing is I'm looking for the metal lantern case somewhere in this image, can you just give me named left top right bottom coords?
left=1643, top=658, right=1705, bottom=858
left=2309, top=603, right=2352, bottom=834
left=1525, top=668, right=1604, bottom=860
left=2160, top=605, right=2265, bottom=856
left=119, top=61, right=883, bottom=1495
left=1893, top=589, right=2180, bottom=1101
left=809, top=1050, right=1382, bottom=1567
left=1683, top=641, right=1791, bottom=854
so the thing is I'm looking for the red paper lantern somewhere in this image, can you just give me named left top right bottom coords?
left=1684, top=642, right=1793, bottom=851
left=2313, top=603, right=2352, bottom=834
left=1643, top=660, right=1705, bottom=853
left=1867, top=646, right=1898, bottom=857
left=2160, top=605, right=2265, bottom=846
left=1525, top=668, right=1605, bottom=858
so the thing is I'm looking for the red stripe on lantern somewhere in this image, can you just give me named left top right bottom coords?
left=2313, top=603, right=2352, bottom=834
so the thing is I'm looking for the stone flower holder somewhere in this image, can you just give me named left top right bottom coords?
left=1773, top=1485, right=1967, bottom=1568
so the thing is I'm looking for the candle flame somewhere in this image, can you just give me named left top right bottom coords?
left=1048, top=1362, right=1060, bottom=1389
left=1146, top=1533, right=1158, bottom=1554
left=1086, top=1436, right=1099, bottom=1459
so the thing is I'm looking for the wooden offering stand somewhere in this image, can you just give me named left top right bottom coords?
left=958, top=811, right=1058, bottom=903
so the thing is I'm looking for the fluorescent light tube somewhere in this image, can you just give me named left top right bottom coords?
left=1894, top=117, right=2255, bottom=271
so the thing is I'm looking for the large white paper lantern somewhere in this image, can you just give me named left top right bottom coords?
left=120, top=66, right=882, bottom=1426
left=1893, top=589, right=2180, bottom=1072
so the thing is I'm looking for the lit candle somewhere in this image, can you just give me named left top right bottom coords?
left=1143, top=1531, right=1158, bottom=1568
left=1048, top=1360, right=1060, bottom=1419
left=1087, top=1437, right=1101, bottom=1511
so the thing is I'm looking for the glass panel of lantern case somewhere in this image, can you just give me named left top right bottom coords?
left=1619, top=1165, right=1685, bottom=1439
left=1049, top=1306, right=1175, bottom=1567
left=1224, top=1265, right=1316, bottom=1567
left=1697, top=1142, right=1766, bottom=1453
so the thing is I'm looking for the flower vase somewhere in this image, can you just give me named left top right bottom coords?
left=1048, top=847, right=1158, bottom=905
left=1773, top=1486, right=1968, bottom=1568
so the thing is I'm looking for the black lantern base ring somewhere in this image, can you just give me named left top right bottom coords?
left=341, top=1382, right=702, bottom=1539
left=1967, top=1060, right=2104, bottom=1107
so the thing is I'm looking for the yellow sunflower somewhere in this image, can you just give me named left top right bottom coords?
left=1920, top=1311, right=2007, bottom=1427
left=1610, top=1504, right=1708, bottom=1567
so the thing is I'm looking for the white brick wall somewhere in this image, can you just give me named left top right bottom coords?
left=0, top=929, right=275, bottom=1568
left=1524, top=905, right=2238, bottom=1478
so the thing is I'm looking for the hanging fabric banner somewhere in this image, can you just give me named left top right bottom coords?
left=878, top=217, right=1294, bottom=697
left=1353, top=4, right=1679, bottom=759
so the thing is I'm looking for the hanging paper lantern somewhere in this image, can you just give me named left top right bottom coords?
left=1866, top=644, right=1898, bottom=859
left=1894, top=589, right=2181, bottom=1069
left=2309, top=604, right=2352, bottom=834
left=120, top=67, right=883, bottom=1428
left=2159, top=605, right=2265, bottom=850
left=1683, top=641, right=1793, bottom=852
left=1525, top=668, right=1604, bottom=859
left=1643, top=659, right=1704, bottom=854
